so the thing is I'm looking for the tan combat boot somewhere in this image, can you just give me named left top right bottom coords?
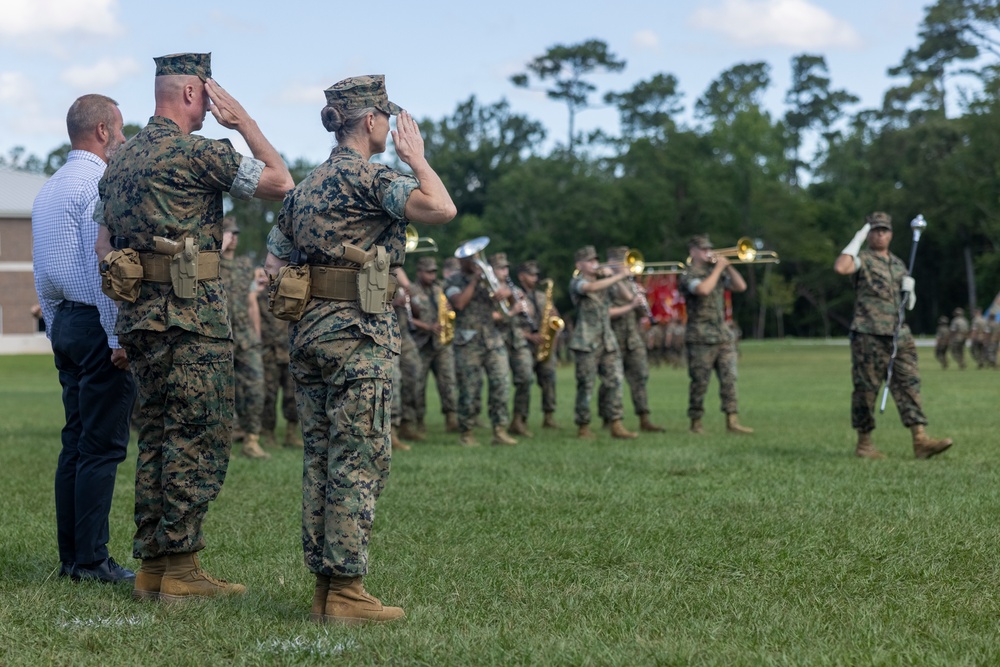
left=492, top=425, right=518, bottom=446
left=398, top=421, right=424, bottom=442
left=542, top=412, right=560, bottom=429
left=132, top=555, right=168, bottom=602
left=445, top=412, right=460, bottom=433
left=911, top=425, right=953, bottom=459
left=391, top=431, right=411, bottom=452
left=577, top=424, right=595, bottom=439
left=610, top=420, right=638, bottom=439
left=321, top=576, right=404, bottom=625
left=690, top=419, right=703, bottom=434
left=310, top=573, right=331, bottom=623
left=725, top=414, right=753, bottom=434
left=259, top=428, right=276, bottom=448
left=241, top=433, right=271, bottom=459
left=459, top=431, right=479, bottom=447
left=639, top=414, right=665, bottom=433
left=283, top=422, right=303, bottom=448
left=159, top=553, right=246, bottom=603
left=854, top=431, right=885, bottom=460
left=509, top=414, right=534, bottom=437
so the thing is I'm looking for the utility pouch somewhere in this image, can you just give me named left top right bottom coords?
left=356, top=245, right=390, bottom=314
left=268, top=264, right=312, bottom=322
left=100, top=248, right=144, bottom=302
left=167, top=237, right=200, bottom=299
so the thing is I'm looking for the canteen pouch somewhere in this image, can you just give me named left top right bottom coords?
left=268, top=264, right=312, bottom=322
left=99, top=248, right=144, bottom=303
left=356, top=245, right=389, bottom=314
left=168, top=237, right=199, bottom=299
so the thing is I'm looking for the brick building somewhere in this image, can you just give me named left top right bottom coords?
left=0, top=167, right=50, bottom=335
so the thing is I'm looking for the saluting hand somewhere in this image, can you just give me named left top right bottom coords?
left=205, top=79, right=252, bottom=131
left=392, top=111, right=424, bottom=166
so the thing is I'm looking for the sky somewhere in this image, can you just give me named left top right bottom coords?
left=0, top=0, right=927, bottom=166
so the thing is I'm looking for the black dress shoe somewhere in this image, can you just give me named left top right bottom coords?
left=73, top=557, right=136, bottom=584
left=58, top=562, right=75, bottom=578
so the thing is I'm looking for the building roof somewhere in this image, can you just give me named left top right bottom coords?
left=0, top=167, right=49, bottom=218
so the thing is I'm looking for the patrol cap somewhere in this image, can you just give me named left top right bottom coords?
left=442, top=257, right=460, bottom=272
left=688, top=234, right=713, bottom=249
left=939, top=316, right=949, bottom=325
left=324, top=75, right=402, bottom=116
left=489, top=252, right=509, bottom=268
left=517, top=260, right=539, bottom=276
left=867, top=212, right=892, bottom=230
left=154, top=53, right=211, bottom=80
left=416, top=256, right=438, bottom=272
left=954, top=307, right=964, bottom=316
left=606, top=246, right=629, bottom=263
left=575, top=245, right=597, bottom=262
left=223, top=216, right=239, bottom=233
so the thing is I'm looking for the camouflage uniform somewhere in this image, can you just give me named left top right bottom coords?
left=444, top=270, right=510, bottom=432
left=569, top=274, right=624, bottom=426
left=257, top=289, right=298, bottom=431
left=220, top=255, right=263, bottom=437
left=949, top=309, right=969, bottom=370
left=606, top=279, right=653, bottom=419
left=392, top=299, right=422, bottom=426
left=491, top=255, right=535, bottom=424
left=517, top=282, right=558, bottom=417
left=679, top=263, right=739, bottom=420
left=934, top=316, right=950, bottom=370
left=971, top=310, right=987, bottom=368
left=409, top=278, right=458, bottom=420
left=99, top=115, right=263, bottom=559
left=267, top=144, right=416, bottom=577
left=847, top=249, right=927, bottom=432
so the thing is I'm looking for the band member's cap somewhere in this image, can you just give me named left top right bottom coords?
left=416, top=256, right=438, bottom=271
left=517, top=260, right=539, bottom=275
left=222, top=216, right=239, bottom=234
left=954, top=307, right=964, bottom=316
left=154, top=53, right=212, bottom=80
left=324, top=75, right=402, bottom=116
left=575, top=245, right=597, bottom=262
left=867, top=211, right=892, bottom=230
left=939, top=316, right=949, bottom=324
left=606, top=246, right=629, bottom=263
left=688, top=235, right=713, bottom=249
left=489, top=252, right=509, bottom=268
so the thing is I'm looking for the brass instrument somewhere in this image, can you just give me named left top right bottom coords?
left=404, top=225, right=439, bottom=254
left=535, top=278, right=564, bottom=363
left=687, top=237, right=780, bottom=265
left=622, top=248, right=653, bottom=319
left=453, top=236, right=511, bottom=316
left=437, top=289, right=455, bottom=345
left=641, top=261, right=686, bottom=275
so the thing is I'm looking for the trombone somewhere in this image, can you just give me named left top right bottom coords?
left=641, top=261, right=686, bottom=276
left=404, top=225, right=438, bottom=254
left=687, top=237, right=780, bottom=265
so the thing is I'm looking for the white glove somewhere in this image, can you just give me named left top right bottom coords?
left=901, top=275, right=916, bottom=310
left=841, top=222, right=871, bottom=258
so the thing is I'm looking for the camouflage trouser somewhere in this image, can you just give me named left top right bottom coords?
left=949, top=340, right=966, bottom=368
left=454, top=334, right=510, bottom=432
left=291, top=335, right=392, bottom=577
left=416, top=342, right=457, bottom=419
left=619, top=341, right=652, bottom=416
left=686, top=341, right=738, bottom=420
left=234, top=343, right=264, bottom=435
left=574, top=348, right=624, bottom=426
left=934, top=343, right=948, bottom=369
left=122, top=328, right=234, bottom=559
left=532, top=346, right=558, bottom=414
left=508, top=340, right=535, bottom=419
left=971, top=340, right=985, bottom=367
left=394, top=335, right=421, bottom=424
left=261, top=348, right=297, bottom=431
left=850, top=333, right=926, bottom=432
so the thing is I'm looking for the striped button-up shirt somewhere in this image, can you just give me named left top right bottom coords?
left=32, top=149, right=120, bottom=348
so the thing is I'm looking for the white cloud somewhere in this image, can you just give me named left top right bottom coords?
left=60, top=57, right=140, bottom=89
left=0, top=0, right=122, bottom=38
left=690, top=0, right=862, bottom=49
left=633, top=29, right=660, bottom=51
left=0, top=72, right=37, bottom=107
left=276, top=82, right=328, bottom=106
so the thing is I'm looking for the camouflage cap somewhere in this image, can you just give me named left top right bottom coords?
left=154, top=53, right=211, bottom=80
left=222, top=216, right=239, bottom=233
left=324, top=75, right=402, bottom=116
left=575, top=245, right=598, bottom=262
left=606, top=245, right=629, bottom=263
left=416, top=256, right=438, bottom=271
left=867, top=212, right=892, bottom=230
left=489, top=252, right=509, bottom=268
left=688, top=234, right=713, bottom=249
left=442, top=257, right=460, bottom=271
left=939, top=316, right=949, bottom=325
left=954, top=307, right=964, bottom=316
left=517, top=260, right=539, bottom=275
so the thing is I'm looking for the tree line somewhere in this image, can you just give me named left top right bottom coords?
left=7, top=0, right=999, bottom=338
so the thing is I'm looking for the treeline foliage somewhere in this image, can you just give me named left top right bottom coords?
left=8, top=0, right=999, bottom=337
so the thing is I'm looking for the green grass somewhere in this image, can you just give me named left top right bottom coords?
left=2, top=342, right=999, bottom=666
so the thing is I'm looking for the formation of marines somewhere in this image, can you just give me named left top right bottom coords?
left=935, top=306, right=999, bottom=370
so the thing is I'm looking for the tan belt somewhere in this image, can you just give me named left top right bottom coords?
left=310, top=265, right=398, bottom=304
left=138, top=251, right=221, bottom=283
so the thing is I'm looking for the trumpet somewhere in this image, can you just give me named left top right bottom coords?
left=404, top=225, right=438, bottom=254
left=454, top=236, right=511, bottom=316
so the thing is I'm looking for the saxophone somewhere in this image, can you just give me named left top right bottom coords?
left=438, top=288, right=455, bottom=346
left=535, top=278, right=564, bottom=363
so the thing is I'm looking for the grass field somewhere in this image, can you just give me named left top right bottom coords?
left=1, top=341, right=999, bottom=666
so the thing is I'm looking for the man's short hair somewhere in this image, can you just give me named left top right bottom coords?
left=66, top=94, right=119, bottom=143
